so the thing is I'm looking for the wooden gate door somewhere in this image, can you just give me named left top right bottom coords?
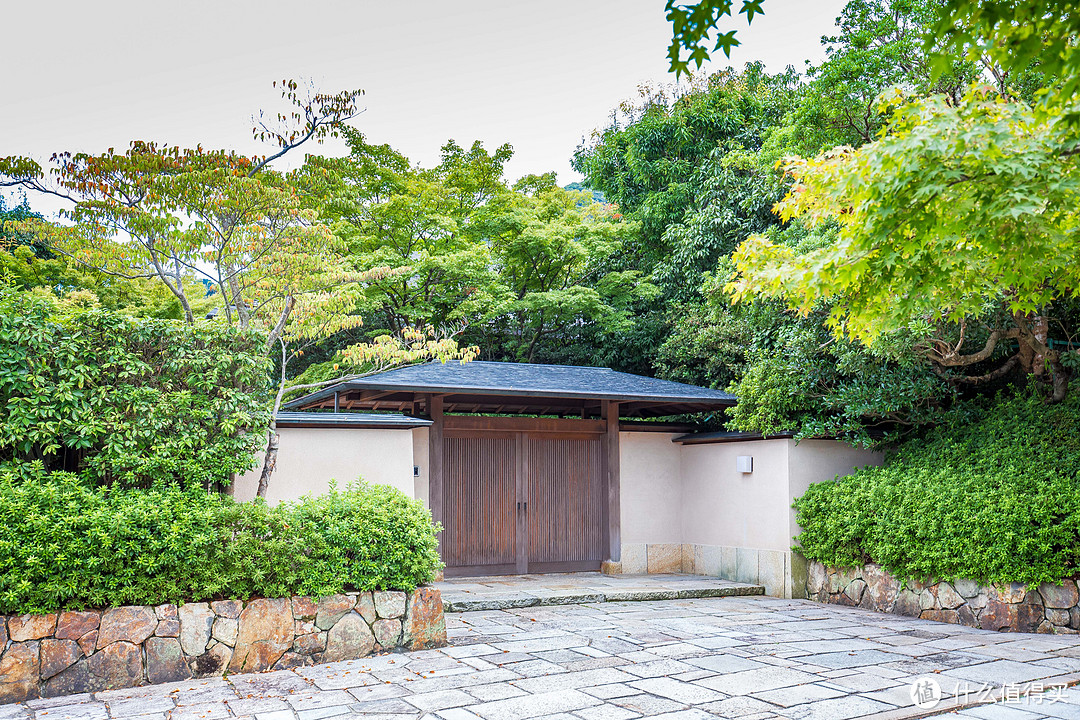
left=441, top=434, right=519, bottom=576
left=525, top=435, right=606, bottom=573
left=441, top=423, right=606, bottom=576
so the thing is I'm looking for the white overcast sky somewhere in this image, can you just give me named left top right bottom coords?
left=3, top=0, right=847, bottom=216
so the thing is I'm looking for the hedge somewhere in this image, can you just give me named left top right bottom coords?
left=0, top=475, right=442, bottom=615
left=793, top=389, right=1080, bottom=586
left=0, top=285, right=271, bottom=488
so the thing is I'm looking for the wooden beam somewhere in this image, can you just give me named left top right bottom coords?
left=443, top=416, right=605, bottom=434
left=602, top=400, right=621, bottom=563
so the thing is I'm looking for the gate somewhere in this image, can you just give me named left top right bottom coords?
left=440, top=418, right=607, bottom=576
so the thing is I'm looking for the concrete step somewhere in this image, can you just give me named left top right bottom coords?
left=440, top=578, right=765, bottom=613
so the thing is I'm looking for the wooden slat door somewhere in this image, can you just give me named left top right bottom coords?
left=441, top=429, right=606, bottom=576
left=525, top=435, right=606, bottom=573
left=441, top=435, right=518, bottom=575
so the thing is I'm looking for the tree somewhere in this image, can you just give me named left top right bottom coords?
left=665, top=0, right=766, bottom=76
left=1, top=81, right=365, bottom=331
left=477, top=181, right=655, bottom=362
left=302, top=129, right=511, bottom=336
left=0, top=195, right=49, bottom=258
left=567, top=65, right=800, bottom=374
left=665, top=0, right=1072, bottom=99
left=727, top=88, right=1080, bottom=402
left=1, top=81, right=477, bottom=496
left=0, top=282, right=271, bottom=489
left=780, top=0, right=981, bottom=156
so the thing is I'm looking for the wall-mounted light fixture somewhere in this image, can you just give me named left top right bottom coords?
left=413, top=466, right=421, bottom=478
left=736, top=455, right=753, bottom=474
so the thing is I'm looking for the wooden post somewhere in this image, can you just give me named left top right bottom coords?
left=602, top=400, right=621, bottom=562
left=515, top=432, right=529, bottom=574
left=428, top=395, right=445, bottom=530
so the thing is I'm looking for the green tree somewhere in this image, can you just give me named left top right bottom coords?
left=665, top=0, right=1070, bottom=100
left=568, top=65, right=799, bottom=374
left=728, top=89, right=1080, bottom=402
left=0, top=283, right=271, bottom=489
left=1, top=82, right=476, bottom=496
left=303, top=128, right=511, bottom=336
left=780, top=0, right=980, bottom=156
left=0, top=195, right=48, bottom=258
left=476, top=181, right=655, bottom=362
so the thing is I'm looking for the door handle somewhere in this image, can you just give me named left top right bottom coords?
left=517, top=501, right=527, bottom=512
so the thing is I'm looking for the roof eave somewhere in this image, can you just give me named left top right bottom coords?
left=284, top=381, right=734, bottom=411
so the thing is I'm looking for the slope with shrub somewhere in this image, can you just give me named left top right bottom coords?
left=794, top=390, right=1080, bottom=586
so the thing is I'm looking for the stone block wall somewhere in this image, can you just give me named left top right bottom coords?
left=0, top=587, right=445, bottom=704
left=806, top=560, right=1080, bottom=634
left=606, top=542, right=801, bottom=598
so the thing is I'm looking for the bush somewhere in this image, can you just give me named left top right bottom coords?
left=793, top=389, right=1080, bottom=586
left=0, top=284, right=271, bottom=488
left=0, top=474, right=442, bottom=614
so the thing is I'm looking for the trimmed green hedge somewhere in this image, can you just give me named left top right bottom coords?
left=794, top=390, right=1080, bottom=586
left=0, top=475, right=442, bottom=614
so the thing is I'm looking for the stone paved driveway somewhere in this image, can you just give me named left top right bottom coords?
left=6, top=595, right=1080, bottom=720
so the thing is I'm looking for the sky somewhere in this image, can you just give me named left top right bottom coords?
left=2, top=0, right=848, bottom=215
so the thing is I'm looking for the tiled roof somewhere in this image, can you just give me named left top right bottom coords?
left=283, top=361, right=735, bottom=412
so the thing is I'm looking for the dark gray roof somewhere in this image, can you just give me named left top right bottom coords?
left=276, top=412, right=432, bottom=429
left=284, top=361, right=735, bottom=418
left=673, top=430, right=797, bottom=445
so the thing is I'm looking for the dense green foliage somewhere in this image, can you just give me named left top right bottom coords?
left=793, top=390, right=1080, bottom=585
left=0, top=285, right=271, bottom=488
left=0, top=477, right=441, bottom=614
left=666, top=0, right=1067, bottom=101
left=574, top=0, right=1075, bottom=442
left=292, top=128, right=653, bottom=372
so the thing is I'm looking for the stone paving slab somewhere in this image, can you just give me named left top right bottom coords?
left=435, top=572, right=765, bottom=612
left=5, top=595, right=1080, bottom=720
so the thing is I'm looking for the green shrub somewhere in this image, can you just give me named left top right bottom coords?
left=0, top=283, right=271, bottom=488
left=0, top=474, right=442, bottom=614
left=793, top=389, right=1080, bottom=586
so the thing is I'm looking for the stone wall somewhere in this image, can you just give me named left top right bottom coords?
left=605, top=543, right=801, bottom=598
left=806, top=560, right=1080, bottom=634
left=0, top=588, right=445, bottom=704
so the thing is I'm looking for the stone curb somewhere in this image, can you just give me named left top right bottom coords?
left=442, top=583, right=765, bottom=612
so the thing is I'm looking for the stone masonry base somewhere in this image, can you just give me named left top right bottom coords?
left=0, top=587, right=446, bottom=704
left=806, top=560, right=1080, bottom=634
left=603, top=543, right=805, bottom=599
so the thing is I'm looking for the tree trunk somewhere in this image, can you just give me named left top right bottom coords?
left=256, top=420, right=279, bottom=499
left=257, top=339, right=290, bottom=498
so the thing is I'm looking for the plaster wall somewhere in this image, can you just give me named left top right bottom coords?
left=233, top=427, right=416, bottom=504
left=619, top=432, right=684, bottom=545
left=680, top=439, right=792, bottom=552
left=412, top=426, right=430, bottom=507
left=786, top=439, right=883, bottom=544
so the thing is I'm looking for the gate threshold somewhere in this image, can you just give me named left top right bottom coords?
left=435, top=572, right=765, bottom=613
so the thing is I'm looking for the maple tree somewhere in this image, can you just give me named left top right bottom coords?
left=727, top=88, right=1080, bottom=402
left=0, top=81, right=475, bottom=496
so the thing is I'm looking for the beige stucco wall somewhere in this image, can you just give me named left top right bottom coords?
left=233, top=427, right=417, bottom=505
left=412, top=427, right=430, bottom=507
left=786, top=439, right=883, bottom=543
left=680, top=439, right=793, bottom=552
left=619, top=432, right=684, bottom=544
